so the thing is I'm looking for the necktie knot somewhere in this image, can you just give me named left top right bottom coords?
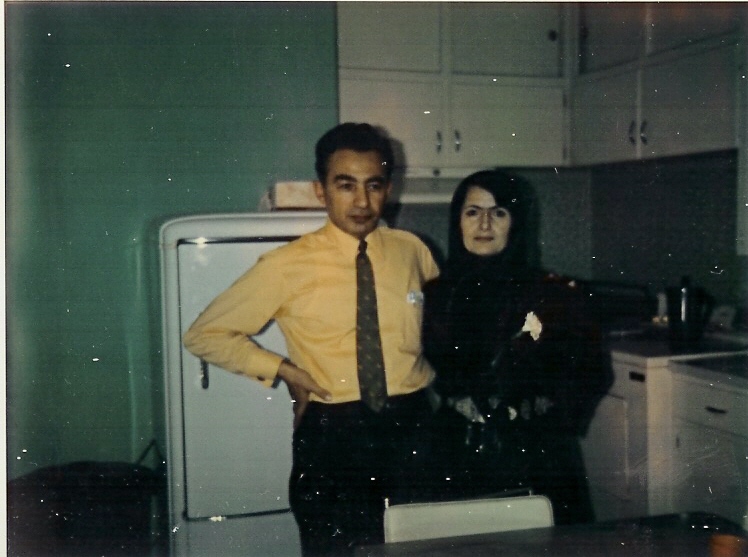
left=358, top=240, right=367, bottom=256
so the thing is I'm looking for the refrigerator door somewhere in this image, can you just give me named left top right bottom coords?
left=161, top=212, right=327, bottom=542
left=178, top=239, right=293, bottom=518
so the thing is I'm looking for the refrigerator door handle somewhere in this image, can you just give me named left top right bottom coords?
left=200, top=359, right=210, bottom=389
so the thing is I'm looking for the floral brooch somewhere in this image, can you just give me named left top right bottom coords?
left=520, top=311, right=543, bottom=341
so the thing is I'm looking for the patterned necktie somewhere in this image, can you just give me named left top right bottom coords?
left=356, top=240, right=388, bottom=412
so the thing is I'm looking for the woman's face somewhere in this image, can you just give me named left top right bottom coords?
left=459, top=186, right=512, bottom=257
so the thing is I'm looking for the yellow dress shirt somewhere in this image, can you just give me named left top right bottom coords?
left=183, top=220, right=440, bottom=403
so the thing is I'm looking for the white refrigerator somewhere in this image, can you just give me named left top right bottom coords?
left=160, top=212, right=327, bottom=556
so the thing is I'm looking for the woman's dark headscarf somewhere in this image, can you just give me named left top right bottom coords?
left=446, top=169, right=536, bottom=278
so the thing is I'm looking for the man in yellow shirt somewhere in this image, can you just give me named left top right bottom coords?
left=183, top=123, right=440, bottom=555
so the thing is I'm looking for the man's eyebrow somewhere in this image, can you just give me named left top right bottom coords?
left=332, top=174, right=386, bottom=183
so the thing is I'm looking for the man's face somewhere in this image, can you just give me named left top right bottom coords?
left=314, top=149, right=391, bottom=240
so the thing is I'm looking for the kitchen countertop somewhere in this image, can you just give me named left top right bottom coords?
left=608, top=327, right=748, bottom=368
left=669, top=353, right=748, bottom=391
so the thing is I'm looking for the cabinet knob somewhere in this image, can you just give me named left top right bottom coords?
left=436, top=131, right=442, bottom=154
left=454, top=130, right=461, bottom=152
left=705, top=406, right=727, bottom=415
left=628, top=121, right=636, bottom=145
left=548, top=29, right=558, bottom=42
left=640, top=120, right=648, bottom=145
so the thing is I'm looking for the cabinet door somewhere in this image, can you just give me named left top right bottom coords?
left=450, top=3, right=562, bottom=77
left=580, top=394, right=630, bottom=503
left=579, top=3, right=645, bottom=73
left=337, top=3, right=441, bottom=72
left=640, top=45, right=737, bottom=159
left=671, top=419, right=748, bottom=527
left=339, top=75, right=445, bottom=173
left=646, top=2, right=743, bottom=56
left=571, top=70, right=639, bottom=165
left=448, top=82, right=565, bottom=168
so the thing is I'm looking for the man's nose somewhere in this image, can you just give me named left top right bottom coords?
left=354, top=187, right=370, bottom=208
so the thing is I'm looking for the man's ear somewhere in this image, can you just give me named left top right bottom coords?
left=313, top=181, right=327, bottom=206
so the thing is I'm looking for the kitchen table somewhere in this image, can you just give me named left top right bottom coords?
left=355, top=512, right=746, bottom=556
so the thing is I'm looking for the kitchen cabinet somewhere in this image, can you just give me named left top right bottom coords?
left=340, top=76, right=564, bottom=176
left=570, top=69, right=638, bottom=165
left=579, top=3, right=645, bottom=74
left=670, top=421, right=748, bottom=528
left=581, top=338, right=748, bottom=522
left=338, top=2, right=563, bottom=78
left=572, top=44, right=737, bottom=165
left=646, top=3, right=743, bottom=57
left=337, top=2, right=567, bottom=177
left=578, top=2, right=742, bottom=73
left=640, top=46, right=737, bottom=159
left=449, top=3, right=563, bottom=78
left=669, top=358, right=748, bottom=528
left=337, top=3, right=441, bottom=73
left=581, top=349, right=650, bottom=521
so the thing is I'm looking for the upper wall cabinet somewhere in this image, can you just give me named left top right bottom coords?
left=337, top=3, right=441, bottom=73
left=579, top=3, right=645, bottom=73
left=646, top=3, right=743, bottom=56
left=579, top=2, right=743, bottom=73
left=449, top=3, right=563, bottom=78
left=572, top=44, right=738, bottom=165
left=337, top=2, right=566, bottom=177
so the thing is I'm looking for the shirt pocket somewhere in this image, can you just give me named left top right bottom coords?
left=380, top=276, right=424, bottom=356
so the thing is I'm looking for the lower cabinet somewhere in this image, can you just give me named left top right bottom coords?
left=671, top=420, right=748, bottom=527
left=581, top=356, right=650, bottom=521
left=670, top=373, right=748, bottom=528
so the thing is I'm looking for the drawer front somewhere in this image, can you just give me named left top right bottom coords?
left=611, top=362, right=648, bottom=398
left=673, top=378, right=748, bottom=437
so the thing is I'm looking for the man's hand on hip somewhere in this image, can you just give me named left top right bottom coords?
left=277, top=359, right=332, bottom=429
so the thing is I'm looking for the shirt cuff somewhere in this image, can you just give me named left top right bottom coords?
left=250, top=350, right=285, bottom=387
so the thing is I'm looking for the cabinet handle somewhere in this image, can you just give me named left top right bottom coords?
left=705, top=406, right=727, bottom=415
left=629, top=371, right=645, bottom=382
left=639, top=120, right=648, bottom=145
left=200, top=359, right=210, bottom=389
left=454, top=130, right=461, bottom=152
left=436, top=131, right=442, bottom=153
left=628, top=120, right=636, bottom=145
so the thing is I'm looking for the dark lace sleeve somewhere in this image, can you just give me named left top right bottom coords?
left=422, top=278, right=463, bottom=398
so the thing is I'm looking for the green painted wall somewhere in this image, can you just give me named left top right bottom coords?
left=6, top=2, right=338, bottom=478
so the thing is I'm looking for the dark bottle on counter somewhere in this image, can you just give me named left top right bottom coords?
left=665, top=275, right=713, bottom=352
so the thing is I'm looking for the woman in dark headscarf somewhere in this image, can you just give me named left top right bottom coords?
left=423, top=169, right=610, bottom=525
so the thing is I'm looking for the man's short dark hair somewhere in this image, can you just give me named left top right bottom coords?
left=315, top=123, right=395, bottom=182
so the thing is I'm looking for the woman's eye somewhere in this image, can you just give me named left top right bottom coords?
left=493, top=208, right=509, bottom=219
left=464, top=208, right=479, bottom=217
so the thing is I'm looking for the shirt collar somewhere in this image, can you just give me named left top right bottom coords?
left=321, top=219, right=383, bottom=257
